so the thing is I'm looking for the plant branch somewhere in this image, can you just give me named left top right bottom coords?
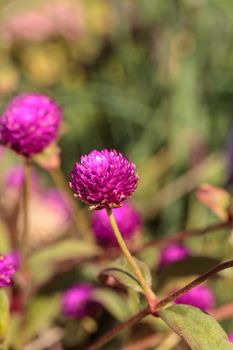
left=133, top=220, right=231, bottom=253
left=117, top=300, right=233, bottom=350
left=87, top=307, right=150, bottom=350
left=87, top=258, right=233, bottom=350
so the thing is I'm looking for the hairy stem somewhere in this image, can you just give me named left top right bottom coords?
left=88, top=258, right=233, bottom=350
left=106, top=208, right=158, bottom=312
left=21, top=158, right=31, bottom=259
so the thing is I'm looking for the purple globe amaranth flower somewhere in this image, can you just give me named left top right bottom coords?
left=91, top=201, right=141, bottom=247
left=62, top=284, right=100, bottom=319
left=0, top=252, right=19, bottom=287
left=159, top=243, right=190, bottom=268
left=70, top=149, right=139, bottom=209
left=228, top=333, right=233, bottom=343
left=0, top=93, right=62, bottom=157
left=175, top=285, right=214, bottom=311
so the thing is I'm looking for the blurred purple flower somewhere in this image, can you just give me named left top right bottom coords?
left=175, top=285, right=215, bottom=311
left=159, top=243, right=190, bottom=267
left=70, top=149, right=138, bottom=209
left=62, top=284, right=100, bottom=319
left=5, top=165, right=39, bottom=190
left=228, top=333, right=233, bottom=343
left=0, top=252, right=19, bottom=287
left=91, top=201, right=141, bottom=247
left=42, top=188, right=71, bottom=220
left=0, top=93, right=62, bottom=157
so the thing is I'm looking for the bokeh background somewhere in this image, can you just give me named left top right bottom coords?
left=1, top=1, right=233, bottom=349
left=1, top=0, right=233, bottom=223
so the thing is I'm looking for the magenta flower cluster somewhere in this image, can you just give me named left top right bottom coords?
left=159, top=244, right=215, bottom=311
left=0, top=93, right=62, bottom=157
left=91, top=201, right=141, bottom=247
left=0, top=252, right=19, bottom=288
left=70, top=149, right=138, bottom=209
left=62, top=284, right=99, bottom=319
left=175, top=285, right=215, bottom=311
left=159, top=243, right=190, bottom=267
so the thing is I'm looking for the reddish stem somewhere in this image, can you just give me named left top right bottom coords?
left=87, top=258, right=233, bottom=350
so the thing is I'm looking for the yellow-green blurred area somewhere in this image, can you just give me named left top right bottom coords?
left=1, top=0, right=232, bottom=229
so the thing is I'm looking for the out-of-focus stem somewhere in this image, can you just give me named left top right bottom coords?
left=106, top=208, right=158, bottom=313
left=134, top=220, right=231, bottom=253
left=21, top=158, right=31, bottom=259
left=50, top=167, right=94, bottom=244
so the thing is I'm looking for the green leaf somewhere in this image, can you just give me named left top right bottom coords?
left=29, top=239, right=97, bottom=285
left=159, top=304, right=233, bottom=350
left=24, top=296, right=60, bottom=340
left=10, top=296, right=60, bottom=349
left=156, top=256, right=221, bottom=289
left=99, top=257, right=152, bottom=294
left=93, top=289, right=130, bottom=321
left=0, top=290, right=9, bottom=343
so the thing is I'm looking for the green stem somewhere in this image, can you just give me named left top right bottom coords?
left=21, top=158, right=31, bottom=259
left=106, top=208, right=158, bottom=312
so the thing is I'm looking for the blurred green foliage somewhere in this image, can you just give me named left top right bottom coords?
left=0, top=0, right=232, bottom=230
left=0, top=0, right=233, bottom=166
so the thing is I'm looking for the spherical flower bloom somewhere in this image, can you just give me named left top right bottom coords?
left=159, top=243, right=190, bottom=268
left=62, top=284, right=100, bottom=319
left=228, top=333, right=233, bottom=343
left=0, top=93, right=62, bottom=157
left=91, top=201, right=141, bottom=247
left=175, top=285, right=215, bottom=311
left=0, top=252, right=19, bottom=287
left=70, top=149, right=138, bottom=209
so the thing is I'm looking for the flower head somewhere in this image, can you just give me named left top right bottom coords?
left=0, top=93, right=62, bottom=157
left=70, top=149, right=138, bottom=209
left=91, top=201, right=141, bottom=247
left=175, top=285, right=214, bottom=311
left=0, top=252, right=19, bottom=287
left=62, top=284, right=100, bottom=319
left=159, top=243, right=190, bottom=268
